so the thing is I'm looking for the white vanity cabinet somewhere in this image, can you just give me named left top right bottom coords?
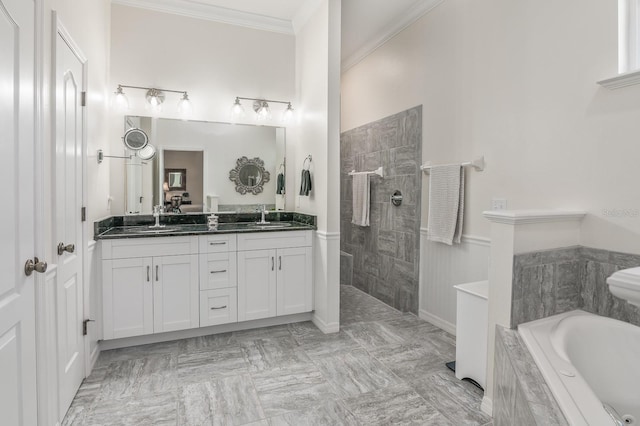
left=102, top=236, right=199, bottom=339
left=237, top=231, right=313, bottom=321
left=198, top=234, right=238, bottom=327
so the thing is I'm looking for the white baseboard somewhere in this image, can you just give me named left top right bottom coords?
left=100, top=313, right=313, bottom=350
left=419, top=309, right=456, bottom=336
left=311, top=314, right=339, bottom=333
left=481, top=395, right=493, bottom=416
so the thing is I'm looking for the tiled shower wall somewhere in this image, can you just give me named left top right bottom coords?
left=340, top=106, right=422, bottom=313
left=511, top=246, right=640, bottom=327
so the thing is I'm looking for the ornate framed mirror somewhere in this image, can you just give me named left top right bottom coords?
left=229, top=156, right=270, bottom=195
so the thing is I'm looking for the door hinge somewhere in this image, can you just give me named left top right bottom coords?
left=81, top=206, right=86, bottom=222
left=81, top=91, right=87, bottom=107
left=83, top=319, right=95, bottom=336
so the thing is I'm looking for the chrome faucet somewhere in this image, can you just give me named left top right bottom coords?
left=150, top=205, right=166, bottom=228
left=257, top=205, right=270, bottom=224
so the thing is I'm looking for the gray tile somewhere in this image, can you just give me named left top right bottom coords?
left=232, top=325, right=293, bottom=343
left=267, top=400, right=359, bottom=426
left=178, top=332, right=234, bottom=354
left=314, top=349, right=400, bottom=398
left=241, top=336, right=311, bottom=372
left=177, top=344, right=249, bottom=384
left=98, top=354, right=176, bottom=400
left=251, top=364, right=339, bottom=418
left=177, top=374, right=264, bottom=426
left=85, top=391, right=177, bottom=426
left=343, top=384, right=451, bottom=425
left=342, top=321, right=406, bottom=350
left=370, top=342, right=452, bottom=382
left=97, top=340, right=180, bottom=367
left=410, top=372, right=490, bottom=425
left=294, top=330, right=362, bottom=360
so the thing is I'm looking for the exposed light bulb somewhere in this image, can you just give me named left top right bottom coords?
left=230, top=97, right=245, bottom=120
left=113, top=85, right=129, bottom=111
left=145, top=88, right=164, bottom=113
left=256, top=101, right=271, bottom=121
left=177, top=92, right=193, bottom=116
left=282, top=103, right=294, bottom=123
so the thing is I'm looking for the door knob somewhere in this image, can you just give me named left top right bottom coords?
left=25, top=257, right=48, bottom=276
left=57, top=242, right=75, bottom=256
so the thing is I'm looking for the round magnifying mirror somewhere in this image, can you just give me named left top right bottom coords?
left=123, top=128, right=149, bottom=151
left=137, top=144, right=156, bottom=160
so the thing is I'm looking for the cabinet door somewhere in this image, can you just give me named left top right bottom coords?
left=200, top=288, right=238, bottom=327
left=276, top=247, right=313, bottom=316
left=153, top=254, right=199, bottom=333
left=103, top=258, right=153, bottom=339
left=237, top=249, right=277, bottom=321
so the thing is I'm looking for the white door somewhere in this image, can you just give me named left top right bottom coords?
left=237, top=249, right=277, bottom=321
left=277, top=247, right=313, bottom=316
left=55, top=25, right=86, bottom=417
left=153, top=254, right=199, bottom=333
left=103, top=258, right=154, bottom=339
left=0, top=0, right=38, bottom=424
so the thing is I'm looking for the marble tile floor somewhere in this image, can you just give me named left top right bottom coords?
left=63, top=285, right=493, bottom=426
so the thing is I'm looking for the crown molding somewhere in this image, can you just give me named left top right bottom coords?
left=482, top=210, right=586, bottom=225
left=111, top=0, right=294, bottom=35
left=341, top=0, right=444, bottom=73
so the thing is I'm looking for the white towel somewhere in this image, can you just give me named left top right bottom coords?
left=352, top=174, right=370, bottom=227
left=427, top=165, right=465, bottom=245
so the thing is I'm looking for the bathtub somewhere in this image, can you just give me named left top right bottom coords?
left=518, top=310, right=640, bottom=426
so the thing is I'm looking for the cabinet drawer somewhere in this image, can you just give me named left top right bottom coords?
left=199, top=252, right=237, bottom=290
left=200, top=289, right=237, bottom=327
left=237, top=231, right=312, bottom=251
left=199, top=234, right=237, bottom=253
left=102, top=236, right=198, bottom=259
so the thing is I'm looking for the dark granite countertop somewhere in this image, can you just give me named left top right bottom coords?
left=94, top=212, right=317, bottom=240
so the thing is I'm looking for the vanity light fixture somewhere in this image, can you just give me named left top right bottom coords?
left=231, top=97, right=294, bottom=122
left=113, top=85, right=129, bottom=111
left=114, top=84, right=193, bottom=114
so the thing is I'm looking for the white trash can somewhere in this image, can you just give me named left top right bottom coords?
left=453, top=280, right=489, bottom=390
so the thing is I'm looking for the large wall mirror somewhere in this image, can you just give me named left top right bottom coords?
left=124, top=116, right=286, bottom=215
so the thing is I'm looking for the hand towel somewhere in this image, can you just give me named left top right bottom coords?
left=351, top=174, right=370, bottom=227
left=299, top=169, right=312, bottom=196
left=427, top=165, right=465, bottom=245
left=276, top=172, right=285, bottom=194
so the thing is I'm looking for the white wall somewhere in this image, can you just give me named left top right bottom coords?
left=341, top=0, right=640, bottom=256
left=294, top=0, right=342, bottom=332
left=109, top=4, right=296, bottom=214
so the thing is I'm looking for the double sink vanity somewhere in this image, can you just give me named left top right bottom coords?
left=95, top=212, right=316, bottom=343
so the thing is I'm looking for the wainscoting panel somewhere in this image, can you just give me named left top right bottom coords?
left=419, top=228, right=490, bottom=334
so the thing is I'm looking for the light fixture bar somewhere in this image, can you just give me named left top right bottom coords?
left=118, top=84, right=187, bottom=95
left=236, top=96, right=291, bottom=106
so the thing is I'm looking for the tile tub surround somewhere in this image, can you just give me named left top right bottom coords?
left=340, top=106, right=422, bottom=313
left=63, top=286, right=492, bottom=426
left=94, top=212, right=317, bottom=237
left=511, top=246, right=640, bottom=327
left=493, top=327, right=567, bottom=426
